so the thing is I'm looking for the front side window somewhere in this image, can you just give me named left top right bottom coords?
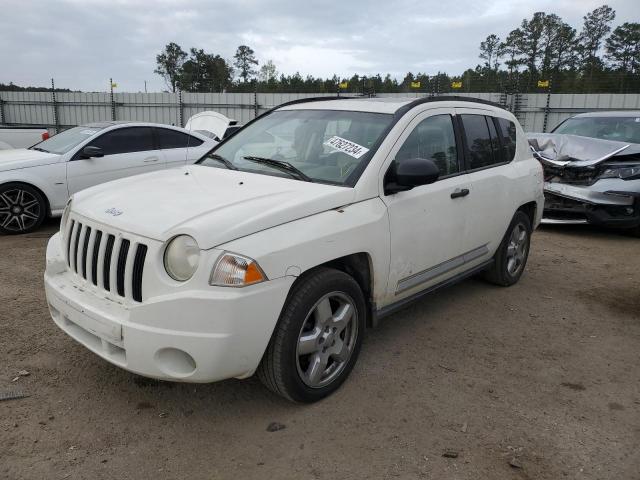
left=198, top=109, right=393, bottom=185
left=553, top=116, right=640, bottom=144
left=158, top=128, right=203, bottom=149
left=30, top=126, right=103, bottom=154
left=396, top=114, right=459, bottom=176
left=89, top=127, right=155, bottom=156
left=461, top=115, right=497, bottom=170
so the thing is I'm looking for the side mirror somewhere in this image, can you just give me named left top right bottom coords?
left=385, top=158, right=439, bottom=194
left=79, top=146, right=104, bottom=159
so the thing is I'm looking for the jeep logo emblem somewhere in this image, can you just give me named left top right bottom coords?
left=105, top=208, right=123, bottom=216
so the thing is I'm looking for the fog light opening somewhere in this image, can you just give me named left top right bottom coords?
left=154, top=348, right=196, bottom=378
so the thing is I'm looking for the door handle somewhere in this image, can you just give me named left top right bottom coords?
left=143, top=156, right=159, bottom=163
left=451, top=188, right=470, bottom=199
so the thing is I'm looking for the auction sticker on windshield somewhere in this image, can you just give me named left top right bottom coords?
left=324, top=136, right=370, bottom=159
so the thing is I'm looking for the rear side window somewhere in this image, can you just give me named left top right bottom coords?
left=89, top=127, right=155, bottom=156
left=158, top=128, right=203, bottom=149
left=396, top=114, right=459, bottom=176
left=460, top=115, right=495, bottom=169
left=495, top=117, right=517, bottom=162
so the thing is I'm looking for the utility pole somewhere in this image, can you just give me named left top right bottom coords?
left=144, top=80, right=147, bottom=93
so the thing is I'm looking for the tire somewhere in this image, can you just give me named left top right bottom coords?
left=257, top=267, right=366, bottom=403
left=484, top=211, right=532, bottom=287
left=0, top=182, right=47, bottom=235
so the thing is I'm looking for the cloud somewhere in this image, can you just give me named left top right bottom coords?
left=0, top=0, right=637, bottom=91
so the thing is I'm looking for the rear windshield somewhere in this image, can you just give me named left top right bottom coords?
left=553, top=116, right=640, bottom=144
left=199, top=109, right=393, bottom=185
left=31, top=126, right=102, bottom=154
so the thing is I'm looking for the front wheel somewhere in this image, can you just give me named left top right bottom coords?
left=0, top=183, right=47, bottom=235
left=257, top=267, right=366, bottom=403
left=484, top=211, right=532, bottom=286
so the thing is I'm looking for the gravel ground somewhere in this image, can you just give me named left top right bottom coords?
left=1, top=219, right=639, bottom=480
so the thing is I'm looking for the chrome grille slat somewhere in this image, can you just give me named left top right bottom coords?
left=62, top=215, right=147, bottom=303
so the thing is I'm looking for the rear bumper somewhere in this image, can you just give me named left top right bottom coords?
left=543, top=181, right=640, bottom=229
left=45, top=232, right=294, bottom=383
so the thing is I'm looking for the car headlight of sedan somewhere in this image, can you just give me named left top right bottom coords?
left=210, top=252, right=267, bottom=287
left=164, top=235, right=200, bottom=281
left=599, top=164, right=640, bottom=180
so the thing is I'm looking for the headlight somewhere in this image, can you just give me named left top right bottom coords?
left=210, top=252, right=267, bottom=287
left=164, top=235, right=200, bottom=281
left=599, top=164, right=640, bottom=180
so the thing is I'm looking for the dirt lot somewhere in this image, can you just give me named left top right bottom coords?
left=1, top=219, right=639, bottom=480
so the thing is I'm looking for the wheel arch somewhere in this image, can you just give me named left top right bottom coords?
left=516, top=200, right=537, bottom=228
left=291, top=252, right=376, bottom=328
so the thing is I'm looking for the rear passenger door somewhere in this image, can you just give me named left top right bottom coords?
left=67, top=126, right=165, bottom=195
left=454, top=109, right=518, bottom=260
left=155, top=127, right=205, bottom=166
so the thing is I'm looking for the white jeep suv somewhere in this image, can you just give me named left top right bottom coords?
left=44, top=97, right=544, bottom=402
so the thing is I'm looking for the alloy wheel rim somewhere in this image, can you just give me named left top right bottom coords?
left=0, top=189, right=41, bottom=232
left=296, top=291, right=358, bottom=388
left=506, top=223, right=528, bottom=276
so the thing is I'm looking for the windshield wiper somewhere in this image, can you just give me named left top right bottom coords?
left=208, top=153, right=237, bottom=170
left=30, top=147, right=49, bottom=153
left=243, top=156, right=312, bottom=182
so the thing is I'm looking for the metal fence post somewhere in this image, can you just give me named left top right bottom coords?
left=51, top=78, right=60, bottom=133
left=110, top=78, right=116, bottom=121
left=254, top=82, right=258, bottom=119
left=542, top=80, right=552, bottom=133
left=178, top=90, right=183, bottom=127
left=0, top=93, right=5, bottom=125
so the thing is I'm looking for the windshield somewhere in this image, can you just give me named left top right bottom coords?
left=198, top=109, right=393, bottom=185
left=553, top=116, right=640, bottom=144
left=31, top=126, right=102, bottom=154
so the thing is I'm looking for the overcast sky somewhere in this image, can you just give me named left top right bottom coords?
left=1, top=0, right=638, bottom=92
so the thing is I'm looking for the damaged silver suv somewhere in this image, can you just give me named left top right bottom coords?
left=529, top=111, right=640, bottom=235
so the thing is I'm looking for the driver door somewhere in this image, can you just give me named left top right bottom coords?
left=67, top=126, right=164, bottom=195
left=382, top=109, right=472, bottom=303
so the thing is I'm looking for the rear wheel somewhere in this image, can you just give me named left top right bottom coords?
left=484, top=211, right=532, bottom=286
left=257, top=267, right=366, bottom=403
left=0, top=183, right=47, bottom=235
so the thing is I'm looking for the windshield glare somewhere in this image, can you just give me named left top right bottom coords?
left=199, top=109, right=393, bottom=185
left=32, top=126, right=102, bottom=154
left=553, top=116, right=640, bottom=144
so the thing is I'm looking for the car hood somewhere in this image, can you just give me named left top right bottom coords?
left=0, top=148, right=61, bottom=172
left=527, top=133, right=640, bottom=167
left=72, top=165, right=356, bottom=249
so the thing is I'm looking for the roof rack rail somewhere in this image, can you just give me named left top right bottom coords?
left=397, top=95, right=504, bottom=115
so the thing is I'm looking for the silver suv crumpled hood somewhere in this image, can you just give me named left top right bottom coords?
left=71, top=165, right=355, bottom=249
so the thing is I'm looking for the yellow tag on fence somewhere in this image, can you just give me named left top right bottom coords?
left=410, top=81, right=421, bottom=88
left=451, top=81, right=462, bottom=89
left=339, top=82, right=348, bottom=89
left=537, top=80, right=549, bottom=88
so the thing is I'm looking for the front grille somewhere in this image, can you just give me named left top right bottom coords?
left=64, top=219, right=148, bottom=302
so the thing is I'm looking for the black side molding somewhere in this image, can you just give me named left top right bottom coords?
left=371, top=259, right=494, bottom=326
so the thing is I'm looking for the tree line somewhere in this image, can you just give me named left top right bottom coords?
left=155, top=5, right=638, bottom=94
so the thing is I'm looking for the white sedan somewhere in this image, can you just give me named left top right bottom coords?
left=0, top=122, right=214, bottom=234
